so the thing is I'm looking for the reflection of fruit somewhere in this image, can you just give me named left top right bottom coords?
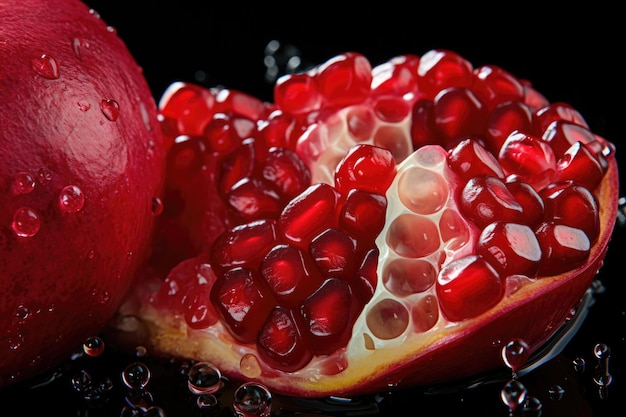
left=0, top=0, right=165, bottom=387
left=114, top=49, right=618, bottom=398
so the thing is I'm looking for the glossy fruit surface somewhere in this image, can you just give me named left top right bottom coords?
left=112, top=49, right=618, bottom=398
left=0, top=0, right=165, bottom=387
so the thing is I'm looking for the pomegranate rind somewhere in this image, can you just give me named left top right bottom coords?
left=112, top=156, right=617, bottom=398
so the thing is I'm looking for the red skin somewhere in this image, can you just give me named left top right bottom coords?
left=0, top=0, right=165, bottom=387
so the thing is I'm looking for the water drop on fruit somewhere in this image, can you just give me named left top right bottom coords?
left=122, top=361, right=151, bottom=389
left=12, top=207, right=41, bottom=238
left=501, top=338, right=530, bottom=374
left=12, top=172, right=35, bottom=195
left=151, top=197, right=163, bottom=215
left=187, top=362, right=222, bottom=395
left=31, top=53, right=59, bottom=79
left=233, top=382, right=272, bottom=417
left=100, top=99, right=120, bottom=121
left=82, top=336, right=105, bottom=357
left=500, top=379, right=527, bottom=412
left=58, top=185, right=85, bottom=213
left=240, top=353, right=262, bottom=378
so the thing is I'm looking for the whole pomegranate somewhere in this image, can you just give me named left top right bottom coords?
left=0, top=0, right=165, bottom=387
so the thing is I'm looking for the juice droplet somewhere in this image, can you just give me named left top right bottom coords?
left=82, top=336, right=105, bottom=357
left=233, top=382, right=272, bottom=417
left=122, top=362, right=151, bottom=389
left=240, top=353, right=262, bottom=378
left=501, top=338, right=530, bottom=375
left=151, top=197, right=163, bottom=216
left=31, top=53, right=59, bottom=79
left=12, top=207, right=41, bottom=238
left=100, top=99, right=120, bottom=121
left=58, top=185, right=85, bottom=213
left=12, top=172, right=35, bottom=195
left=187, top=362, right=222, bottom=395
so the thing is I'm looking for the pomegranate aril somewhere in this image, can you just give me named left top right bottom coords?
left=159, top=82, right=217, bottom=140
left=434, top=87, right=487, bottom=144
left=540, top=181, right=600, bottom=243
left=219, top=138, right=256, bottom=194
left=211, top=267, right=276, bottom=343
left=542, top=120, right=604, bottom=159
left=260, top=244, right=322, bottom=307
left=213, top=87, right=269, bottom=121
left=339, top=189, right=387, bottom=244
left=498, top=131, right=556, bottom=190
left=166, top=135, right=207, bottom=185
left=504, top=177, right=545, bottom=227
left=211, top=219, right=279, bottom=272
left=459, top=175, right=524, bottom=228
left=278, top=183, right=340, bottom=249
left=261, top=147, right=311, bottom=199
left=316, top=52, right=372, bottom=107
left=476, top=222, right=541, bottom=278
left=535, top=222, right=590, bottom=276
left=371, top=54, right=420, bottom=98
left=299, top=278, right=355, bottom=355
left=472, top=65, right=524, bottom=109
left=153, top=254, right=216, bottom=310
left=533, top=102, right=589, bottom=135
left=485, top=101, right=533, bottom=154
left=554, top=141, right=606, bottom=191
left=352, top=247, right=378, bottom=303
left=203, top=113, right=254, bottom=155
left=410, top=99, right=442, bottom=149
left=183, top=284, right=219, bottom=329
left=436, top=255, right=504, bottom=321
left=257, top=306, right=313, bottom=372
left=334, top=144, right=396, bottom=195
left=447, top=138, right=505, bottom=180
left=417, top=49, right=473, bottom=99
left=227, top=178, right=283, bottom=221
left=309, top=228, right=357, bottom=280
left=274, top=72, right=321, bottom=115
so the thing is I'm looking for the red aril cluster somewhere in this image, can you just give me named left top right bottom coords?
left=124, top=48, right=617, bottom=396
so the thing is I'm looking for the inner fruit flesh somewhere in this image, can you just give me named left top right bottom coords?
left=127, top=49, right=616, bottom=392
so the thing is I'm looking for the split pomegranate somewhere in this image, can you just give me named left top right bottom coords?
left=112, top=49, right=618, bottom=398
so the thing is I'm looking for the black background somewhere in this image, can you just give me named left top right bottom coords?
left=4, top=2, right=624, bottom=416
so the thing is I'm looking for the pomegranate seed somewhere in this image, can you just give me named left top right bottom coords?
left=183, top=284, right=219, bottom=329
left=439, top=208, right=472, bottom=250
left=261, top=147, right=311, bottom=199
left=554, top=141, right=606, bottom=190
left=257, top=306, right=313, bottom=372
left=436, top=255, right=504, bottom=321
left=541, top=181, right=600, bottom=243
left=166, top=135, right=207, bottom=185
left=447, top=138, right=505, bottom=180
left=203, top=114, right=247, bottom=155
left=498, top=131, right=556, bottom=190
left=211, top=267, right=276, bottom=343
left=278, top=183, right=340, bottom=249
left=309, top=228, right=357, bottom=280
left=542, top=120, right=600, bottom=158
left=352, top=247, right=378, bottom=302
left=476, top=222, right=542, bottom=278
left=373, top=96, right=412, bottom=123
left=459, top=175, right=524, bottom=228
left=410, top=99, right=442, bottom=148
left=535, top=222, right=590, bottom=276
left=159, top=82, right=216, bottom=138
left=299, top=278, right=355, bottom=355
left=218, top=138, right=256, bottom=194
left=211, top=219, right=278, bottom=272
left=339, top=189, right=387, bottom=244
left=371, top=54, right=420, bottom=98
left=226, top=177, right=283, bottom=221
left=533, top=102, right=589, bottom=135
left=504, top=177, right=545, bottom=227
left=334, top=144, right=396, bottom=195
left=260, top=244, right=322, bottom=307
left=472, top=65, right=524, bottom=109
left=485, top=101, right=533, bottom=153
left=274, top=72, right=321, bottom=115
left=417, top=49, right=473, bottom=99
left=434, top=87, right=487, bottom=144
left=316, top=52, right=372, bottom=107
left=213, top=88, right=269, bottom=120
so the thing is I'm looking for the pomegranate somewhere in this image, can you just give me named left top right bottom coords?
left=0, top=0, right=165, bottom=387
left=111, top=49, right=618, bottom=398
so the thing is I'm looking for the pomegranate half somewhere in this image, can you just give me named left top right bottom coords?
left=110, top=49, right=618, bottom=398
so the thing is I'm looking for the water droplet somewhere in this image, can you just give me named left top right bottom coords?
left=83, top=336, right=105, bottom=357
left=15, top=305, right=30, bottom=321
left=502, top=339, right=531, bottom=375
left=71, top=369, right=93, bottom=393
left=100, top=99, right=120, bottom=121
left=12, top=172, right=35, bottom=195
left=140, top=102, right=152, bottom=132
left=124, top=389, right=154, bottom=411
left=144, top=406, right=165, bottom=417
left=521, top=395, right=543, bottom=417
left=37, top=167, right=53, bottom=184
left=196, top=393, right=219, bottom=410
left=12, top=207, right=41, bottom=238
left=591, top=279, right=605, bottom=294
left=122, top=362, right=151, bottom=389
left=593, top=373, right=613, bottom=387
left=548, top=384, right=565, bottom=401
left=501, top=379, right=527, bottom=413
left=572, top=357, right=586, bottom=373
left=187, top=362, right=222, bottom=395
left=135, top=345, right=148, bottom=358
left=58, top=185, right=85, bottom=213
left=233, top=382, right=272, bottom=417
left=593, top=343, right=610, bottom=359
left=71, top=37, right=83, bottom=59
left=151, top=197, right=163, bottom=216
left=31, top=54, right=59, bottom=79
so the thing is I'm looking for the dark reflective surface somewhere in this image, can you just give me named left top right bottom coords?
left=2, top=3, right=623, bottom=416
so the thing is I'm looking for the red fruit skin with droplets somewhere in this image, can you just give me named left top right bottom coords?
left=0, top=0, right=165, bottom=387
